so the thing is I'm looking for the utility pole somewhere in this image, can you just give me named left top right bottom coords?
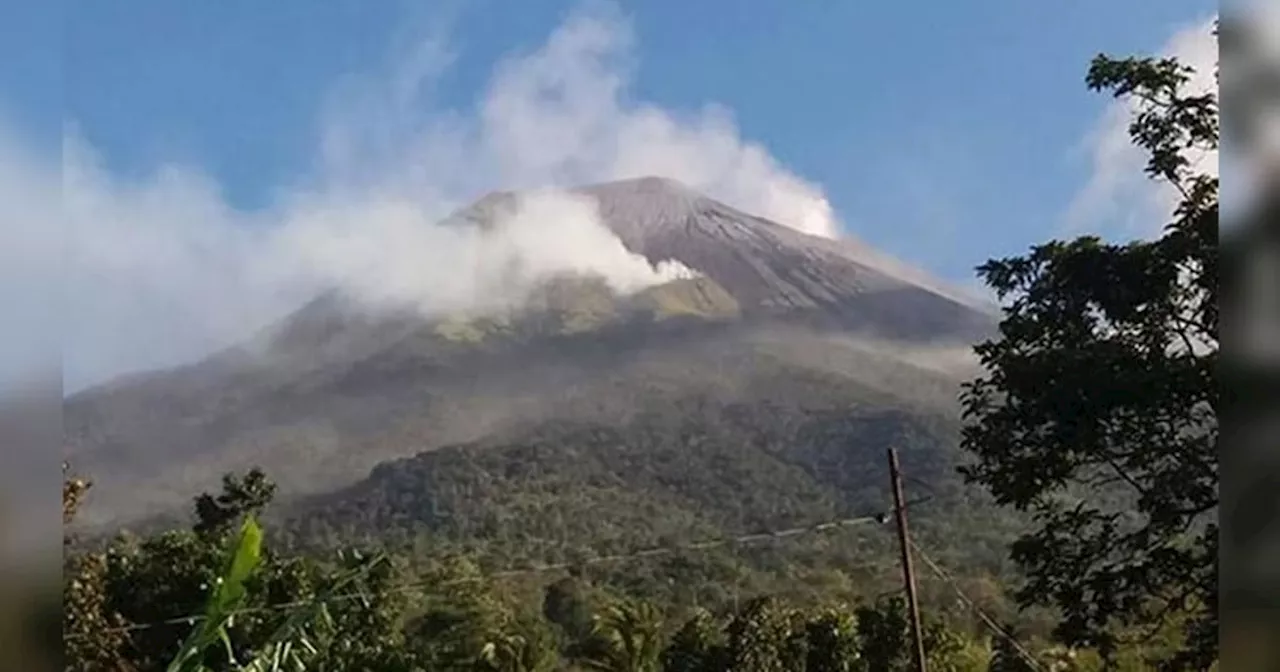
left=888, top=447, right=929, bottom=672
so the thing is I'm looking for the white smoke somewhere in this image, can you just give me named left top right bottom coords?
left=269, top=188, right=696, bottom=315
left=0, top=2, right=842, bottom=393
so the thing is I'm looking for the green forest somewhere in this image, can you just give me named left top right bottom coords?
left=50, top=39, right=1219, bottom=672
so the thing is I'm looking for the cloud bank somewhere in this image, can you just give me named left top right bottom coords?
left=1, top=3, right=841, bottom=393
left=1065, top=16, right=1219, bottom=239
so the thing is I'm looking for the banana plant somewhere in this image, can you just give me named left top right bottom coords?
left=167, top=515, right=264, bottom=672
left=165, top=515, right=385, bottom=672
left=580, top=599, right=665, bottom=672
left=477, top=616, right=560, bottom=672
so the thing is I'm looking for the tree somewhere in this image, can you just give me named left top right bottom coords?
left=65, top=468, right=416, bottom=672
left=959, top=39, right=1218, bottom=670
left=63, top=463, right=133, bottom=671
left=855, top=598, right=910, bottom=672
left=543, top=576, right=596, bottom=645
left=581, top=598, right=665, bottom=672
left=193, top=468, right=277, bottom=538
left=93, top=470, right=285, bottom=668
left=802, top=608, right=860, bottom=672
left=63, top=461, right=91, bottom=527
left=662, top=608, right=728, bottom=672
left=723, top=597, right=796, bottom=672
left=403, top=557, right=513, bottom=670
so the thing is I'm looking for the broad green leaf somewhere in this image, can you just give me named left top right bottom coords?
left=167, top=515, right=264, bottom=672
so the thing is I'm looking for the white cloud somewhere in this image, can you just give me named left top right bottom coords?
left=0, top=2, right=840, bottom=393
left=318, top=3, right=839, bottom=238
left=475, top=7, right=838, bottom=237
left=1064, top=16, right=1219, bottom=239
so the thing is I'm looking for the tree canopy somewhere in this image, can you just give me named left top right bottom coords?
left=960, top=39, right=1219, bottom=670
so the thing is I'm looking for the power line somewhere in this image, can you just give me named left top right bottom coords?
left=70, top=512, right=894, bottom=640
left=908, top=538, right=1046, bottom=672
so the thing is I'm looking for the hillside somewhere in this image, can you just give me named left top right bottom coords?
left=275, top=399, right=1024, bottom=610
left=63, top=177, right=996, bottom=533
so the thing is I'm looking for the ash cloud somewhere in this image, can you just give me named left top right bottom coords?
left=0, top=2, right=842, bottom=393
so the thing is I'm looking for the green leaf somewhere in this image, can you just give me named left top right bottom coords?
left=166, top=515, right=265, bottom=672
left=213, top=516, right=264, bottom=614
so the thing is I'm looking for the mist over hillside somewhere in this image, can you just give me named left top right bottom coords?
left=65, top=178, right=990, bottom=530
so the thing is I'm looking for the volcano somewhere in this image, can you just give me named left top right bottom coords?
left=444, top=176, right=993, bottom=338
left=64, top=177, right=994, bottom=528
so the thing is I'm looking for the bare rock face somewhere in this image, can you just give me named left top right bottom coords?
left=64, top=177, right=993, bottom=528
left=450, top=176, right=995, bottom=341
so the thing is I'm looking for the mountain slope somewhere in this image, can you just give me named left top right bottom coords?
left=449, top=176, right=994, bottom=340
left=276, top=401, right=1025, bottom=606
left=64, top=178, right=992, bottom=529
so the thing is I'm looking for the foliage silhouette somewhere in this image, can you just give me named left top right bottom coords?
left=960, top=35, right=1219, bottom=671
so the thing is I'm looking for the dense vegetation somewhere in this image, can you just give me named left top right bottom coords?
left=960, top=46, right=1219, bottom=670
left=276, top=403, right=1020, bottom=595
left=64, top=469, right=1134, bottom=671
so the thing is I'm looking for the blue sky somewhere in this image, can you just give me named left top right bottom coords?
left=0, top=0, right=1219, bottom=389
left=48, top=0, right=1212, bottom=271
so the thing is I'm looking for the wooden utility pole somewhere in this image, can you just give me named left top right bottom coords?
left=887, top=447, right=929, bottom=672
